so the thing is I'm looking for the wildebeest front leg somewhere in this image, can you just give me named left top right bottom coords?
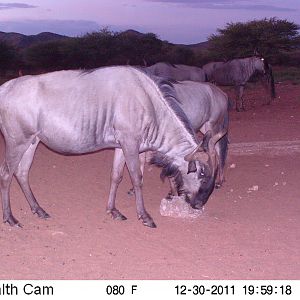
left=106, top=148, right=127, bottom=221
left=121, top=141, right=156, bottom=228
left=14, top=138, right=50, bottom=219
left=235, top=85, right=245, bottom=112
left=127, top=152, right=146, bottom=196
left=166, top=177, right=178, bottom=198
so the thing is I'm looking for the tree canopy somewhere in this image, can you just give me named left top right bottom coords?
left=23, top=28, right=192, bottom=70
left=1, top=18, right=300, bottom=76
left=208, top=18, right=300, bottom=62
left=0, top=41, right=19, bottom=74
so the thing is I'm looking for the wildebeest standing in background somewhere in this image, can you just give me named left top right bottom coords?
left=203, top=56, right=276, bottom=111
left=202, top=61, right=225, bottom=82
left=145, top=62, right=206, bottom=82
left=0, top=66, right=224, bottom=228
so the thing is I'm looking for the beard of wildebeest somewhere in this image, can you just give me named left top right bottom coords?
left=150, top=152, right=214, bottom=208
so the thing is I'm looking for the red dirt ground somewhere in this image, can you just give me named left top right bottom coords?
left=0, top=82, right=299, bottom=280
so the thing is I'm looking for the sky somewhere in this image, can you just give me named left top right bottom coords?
left=0, top=0, right=299, bottom=44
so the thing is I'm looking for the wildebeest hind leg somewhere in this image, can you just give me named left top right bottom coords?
left=14, top=138, right=50, bottom=220
left=235, top=85, right=245, bottom=112
left=0, top=160, right=20, bottom=226
left=0, top=141, right=36, bottom=227
left=106, top=148, right=127, bottom=221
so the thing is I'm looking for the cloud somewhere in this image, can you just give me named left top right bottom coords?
left=146, top=0, right=296, bottom=12
left=0, top=2, right=37, bottom=10
left=0, top=20, right=100, bottom=36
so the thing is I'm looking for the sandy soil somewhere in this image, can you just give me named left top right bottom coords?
left=0, top=82, right=299, bottom=280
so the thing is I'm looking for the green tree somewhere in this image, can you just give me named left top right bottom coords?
left=22, top=28, right=198, bottom=71
left=113, top=32, right=164, bottom=65
left=79, top=28, right=116, bottom=67
left=24, top=40, right=65, bottom=71
left=24, top=28, right=117, bottom=71
left=0, top=41, right=18, bottom=75
left=208, top=18, right=300, bottom=62
left=165, top=45, right=196, bottom=65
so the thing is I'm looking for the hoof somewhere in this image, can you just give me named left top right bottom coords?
left=215, top=183, right=222, bottom=189
left=143, top=220, right=157, bottom=228
left=139, top=213, right=157, bottom=228
left=165, top=192, right=173, bottom=200
left=191, top=203, right=204, bottom=211
left=33, top=207, right=50, bottom=219
left=4, top=215, right=23, bottom=228
left=107, top=209, right=127, bottom=221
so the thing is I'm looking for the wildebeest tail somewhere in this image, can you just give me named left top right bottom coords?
left=219, top=133, right=229, bottom=170
left=264, top=60, right=276, bottom=99
left=219, top=108, right=229, bottom=169
left=269, top=66, right=276, bottom=99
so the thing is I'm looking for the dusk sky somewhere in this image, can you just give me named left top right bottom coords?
left=0, top=0, right=299, bottom=44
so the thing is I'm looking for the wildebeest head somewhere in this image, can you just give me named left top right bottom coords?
left=253, top=55, right=276, bottom=99
left=253, top=56, right=267, bottom=74
left=182, top=130, right=226, bottom=209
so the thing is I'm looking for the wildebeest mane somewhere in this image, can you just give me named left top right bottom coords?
left=150, top=152, right=184, bottom=194
left=150, top=76, right=196, bottom=139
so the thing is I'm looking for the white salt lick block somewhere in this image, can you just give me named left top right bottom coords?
left=160, top=196, right=204, bottom=219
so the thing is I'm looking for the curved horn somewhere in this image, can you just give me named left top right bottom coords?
left=184, top=135, right=206, bottom=162
left=184, top=129, right=227, bottom=165
left=184, top=150, right=196, bottom=162
left=184, top=145, right=209, bottom=163
left=184, top=129, right=227, bottom=163
left=208, top=129, right=227, bottom=152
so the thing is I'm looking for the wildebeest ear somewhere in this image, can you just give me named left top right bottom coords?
left=187, top=161, right=197, bottom=174
left=193, top=151, right=209, bottom=163
left=184, top=149, right=209, bottom=163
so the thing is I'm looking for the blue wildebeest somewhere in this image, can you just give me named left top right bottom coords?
left=0, top=66, right=224, bottom=228
left=203, top=56, right=276, bottom=111
left=173, top=81, right=229, bottom=188
left=124, top=80, right=229, bottom=201
left=145, top=62, right=206, bottom=82
left=202, top=61, right=224, bottom=82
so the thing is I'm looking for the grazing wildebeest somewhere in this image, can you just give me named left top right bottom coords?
left=145, top=62, right=206, bottom=82
left=203, top=56, right=276, bottom=111
left=0, top=66, right=224, bottom=228
left=173, top=81, right=229, bottom=188
left=125, top=80, right=229, bottom=199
